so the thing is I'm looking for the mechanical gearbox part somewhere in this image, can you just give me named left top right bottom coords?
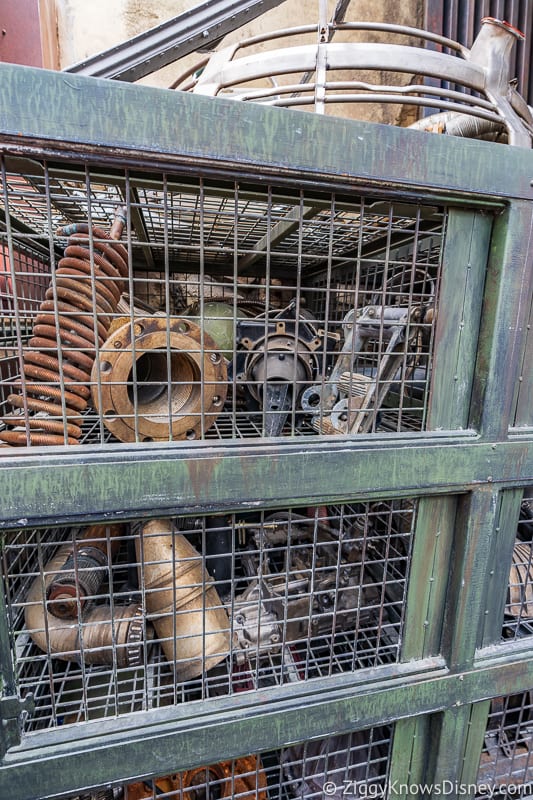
left=138, top=518, right=230, bottom=682
left=234, top=301, right=330, bottom=436
left=232, top=513, right=364, bottom=660
left=507, top=542, right=533, bottom=619
left=92, top=316, right=227, bottom=442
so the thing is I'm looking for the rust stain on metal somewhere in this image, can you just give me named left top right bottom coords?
left=186, top=454, right=222, bottom=500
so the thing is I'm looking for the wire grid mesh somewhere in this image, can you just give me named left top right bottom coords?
left=477, top=691, right=533, bottom=792
left=63, top=726, right=393, bottom=799
left=0, top=156, right=444, bottom=447
left=1, top=500, right=416, bottom=734
left=502, top=488, right=533, bottom=641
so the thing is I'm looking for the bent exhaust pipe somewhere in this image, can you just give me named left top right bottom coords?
left=138, top=519, right=230, bottom=682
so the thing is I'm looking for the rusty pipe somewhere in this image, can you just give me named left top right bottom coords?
left=92, top=316, right=227, bottom=443
left=46, top=524, right=123, bottom=619
left=26, top=533, right=149, bottom=667
left=138, top=519, right=230, bottom=682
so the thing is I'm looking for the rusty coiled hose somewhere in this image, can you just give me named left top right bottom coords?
left=0, top=208, right=128, bottom=446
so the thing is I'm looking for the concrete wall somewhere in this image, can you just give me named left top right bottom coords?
left=56, top=0, right=423, bottom=124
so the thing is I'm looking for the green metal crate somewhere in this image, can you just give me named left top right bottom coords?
left=0, top=62, right=532, bottom=799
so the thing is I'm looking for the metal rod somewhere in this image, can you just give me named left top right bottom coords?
left=63, top=0, right=289, bottom=82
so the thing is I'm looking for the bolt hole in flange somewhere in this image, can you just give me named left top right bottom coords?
left=92, top=317, right=227, bottom=442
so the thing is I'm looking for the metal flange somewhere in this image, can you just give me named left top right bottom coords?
left=92, top=316, right=227, bottom=442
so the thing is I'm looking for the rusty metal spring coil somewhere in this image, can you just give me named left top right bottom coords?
left=0, top=210, right=128, bottom=446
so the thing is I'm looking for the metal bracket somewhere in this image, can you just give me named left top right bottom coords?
left=0, top=694, right=34, bottom=759
left=63, top=0, right=288, bottom=82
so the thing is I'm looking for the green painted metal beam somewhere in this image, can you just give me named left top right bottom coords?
left=0, top=64, right=533, bottom=205
left=3, top=645, right=533, bottom=800
left=441, top=488, right=500, bottom=671
left=401, top=496, right=458, bottom=660
left=427, top=209, right=491, bottom=431
left=1, top=435, right=532, bottom=529
left=479, top=488, right=524, bottom=648
left=471, top=202, right=533, bottom=438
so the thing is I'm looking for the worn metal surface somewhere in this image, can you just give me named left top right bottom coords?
left=1, top=436, right=533, bottom=529
left=187, top=18, right=533, bottom=147
left=3, top=647, right=533, bottom=798
left=425, top=0, right=533, bottom=106
left=0, top=65, right=533, bottom=204
left=0, top=62, right=532, bottom=799
left=63, top=0, right=289, bottom=81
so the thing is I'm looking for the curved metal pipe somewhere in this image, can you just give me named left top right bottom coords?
left=26, top=530, right=149, bottom=667
left=138, top=519, right=230, bottom=682
left=46, top=523, right=123, bottom=619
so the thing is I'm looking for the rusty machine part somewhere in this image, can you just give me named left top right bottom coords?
left=25, top=535, right=150, bottom=668
left=46, top=524, right=123, bottom=619
left=124, top=755, right=268, bottom=799
left=232, top=512, right=366, bottom=662
left=0, top=208, right=129, bottom=446
left=138, top=519, right=230, bottom=682
left=92, top=316, right=227, bottom=442
left=234, top=300, right=333, bottom=436
left=302, top=266, right=434, bottom=433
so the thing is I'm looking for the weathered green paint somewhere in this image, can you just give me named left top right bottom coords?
left=0, top=64, right=533, bottom=205
left=513, top=295, right=533, bottom=429
left=459, top=701, right=491, bottom=786
left=3, top=649, right=533, bottom=799
left=428, top=210, right=492, bottom=431
left=0, top=436, right=532, bottom=529
left=388, top=717, right=432, bottom=791
left=479, top=488, right=524, bottom=648
left=442, top=488, right=500, bottom=670
left=0, top=60, right=532, bottom=798
left=429, top=707, right=476, bottom=793
left=401, top=496, right=457, bottom=660
left=471, top=202, right=533, bottom=438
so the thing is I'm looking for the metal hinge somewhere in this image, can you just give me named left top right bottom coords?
left=0, top=693, right=34, bottom=760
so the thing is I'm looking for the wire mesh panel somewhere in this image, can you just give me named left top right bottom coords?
left=0, top=156, right=445, bottom=447
left=63, top=726, right=393, bottom=799
left=477, top=691, right=533, bottom=791
left=2, top=500, right=416, bottom=733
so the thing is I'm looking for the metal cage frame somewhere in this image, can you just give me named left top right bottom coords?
left=0, top=62, right=532, bottom=798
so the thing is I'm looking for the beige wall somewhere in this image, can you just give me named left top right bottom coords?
left=56, top=0, right=423, bottom=124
